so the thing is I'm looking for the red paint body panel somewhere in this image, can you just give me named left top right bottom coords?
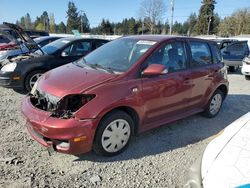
left=22, top=97, right=99, bottom=154
left=21, top=35, right=229, bottom=154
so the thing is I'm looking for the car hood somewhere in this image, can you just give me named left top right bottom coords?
left=37, top=63, right=117, bottom=97
left=202, top=112, right=250, bottom=187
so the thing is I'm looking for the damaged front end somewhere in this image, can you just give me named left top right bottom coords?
left=30, top=89, right=95, bottom=119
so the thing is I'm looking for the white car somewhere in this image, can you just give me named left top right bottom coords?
left=185, top=112, right=250, bottom=188
left=242, top=56, right=250, bottom=80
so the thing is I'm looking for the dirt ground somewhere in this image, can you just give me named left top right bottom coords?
left=0, top=72, right=250, bottom=188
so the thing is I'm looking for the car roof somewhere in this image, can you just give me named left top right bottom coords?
left=34, top=36, right=61, bottom=41
left=122, top=35, right=213, bottom=43
left=57, top=37, right=109, bottom=42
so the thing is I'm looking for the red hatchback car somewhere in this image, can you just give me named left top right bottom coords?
left=21, top=35, right=229, bottom=156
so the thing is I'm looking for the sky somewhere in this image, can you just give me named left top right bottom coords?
left=0, top=0, right=249, bottom=27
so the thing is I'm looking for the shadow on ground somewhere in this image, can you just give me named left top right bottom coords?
left=75, top=94, right=250, bottom=162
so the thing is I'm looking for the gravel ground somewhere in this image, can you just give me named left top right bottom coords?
left=0, top=72, right=250, bottom=188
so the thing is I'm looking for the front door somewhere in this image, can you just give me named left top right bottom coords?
left=140, top=40, right=192, bottom=129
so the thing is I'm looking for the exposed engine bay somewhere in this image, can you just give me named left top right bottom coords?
left=0, top=52, right=41, bottom=67
left=30, top=89, right=95, bottom=119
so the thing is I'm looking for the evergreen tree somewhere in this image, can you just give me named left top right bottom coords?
left=24, top=13, right=32, bottom=29
left=66, top=1, right=80, bottom=33
left=41, top=11, right=49, bottom=31
left=128, top=18, right=136, bottom=34
left=49, top=13, right=56, bottom=33
left=195, top=0, right=217, bottom=35
left=79, top=12, right=90, bottom=33
left=58, top=22, right=67, bottom=33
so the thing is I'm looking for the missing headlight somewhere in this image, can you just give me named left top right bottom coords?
left=30, top=89, right=95, bottom=119
left=51, top=94, right=95, bottom=119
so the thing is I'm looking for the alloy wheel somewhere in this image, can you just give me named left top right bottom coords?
left=29, top=73, right=43, bottom=89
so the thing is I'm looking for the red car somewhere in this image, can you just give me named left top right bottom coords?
left=21, top=35, right=229, bottom=156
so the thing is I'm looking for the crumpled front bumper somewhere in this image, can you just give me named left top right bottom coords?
left=21, top=96, right=99, bottom=155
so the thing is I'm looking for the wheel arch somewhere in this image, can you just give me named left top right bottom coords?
left=97, top=106, right=141, bottom=135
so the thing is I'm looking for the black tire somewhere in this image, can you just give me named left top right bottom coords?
left=245, top=75, right=250, bottom=80
left=228, top=66, right=235, bottom=72
left=202, top=90, right=224, bottom=118
left=93, top=110, right=134, bottom=157
left=24, top=70, right=44, bottom=92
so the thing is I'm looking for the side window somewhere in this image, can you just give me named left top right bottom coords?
left=189, top=41, right=212, bottom=67
left=62, top=41, right=91, bottom=56
left=225, top=43, right=247, bottom=55
left=211, top=43, right=222, bottom=63
left=94, top=41, right=106, bottom=49
left=145, top=41, right=187, bottom=73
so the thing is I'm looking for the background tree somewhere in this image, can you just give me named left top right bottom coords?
left=79, top=12, right=90, bottom=33
left=24, top=13, right=32, bottom=29
left=66, top=1, right=80, bottom=33
left=41, top=11, right=49, bottom=31
left=57, top=22, right=67, bottom=33
left=218, top=8, right=250, bottom=37
left=49, top=13, right=56, bottom=33
left=139, top=0, right=166, bottom=34
left=195, top=0, right=217, bottom=35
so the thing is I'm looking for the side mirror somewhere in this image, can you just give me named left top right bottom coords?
left=142, top=64, right=168, bottom=76
left=61, top=51, right=69, bottom=57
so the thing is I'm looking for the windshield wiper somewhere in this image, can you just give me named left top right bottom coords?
left=89, top=63, right=114, bottom=74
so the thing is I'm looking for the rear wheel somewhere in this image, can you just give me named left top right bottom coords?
left=93, top=110, right=134, bottom=156
left=24, top=70, right=44, bottom=92
left=203, top=90, right=224, bottom=118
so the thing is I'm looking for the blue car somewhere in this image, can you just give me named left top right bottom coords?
left=221, top=40, right=249, bottom=72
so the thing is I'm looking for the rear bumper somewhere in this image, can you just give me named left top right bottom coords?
left=0, top=71, right=24, bottom=89
left=21, top=96, right=99, bottom=155
left=223, top=60, right=242, bottom=67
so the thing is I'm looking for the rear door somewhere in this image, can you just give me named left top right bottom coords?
left=141, top=39, right=192, bottom=128
left=186, top=39, right=217, bottom=108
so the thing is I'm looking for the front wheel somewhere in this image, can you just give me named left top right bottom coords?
left=24, top=70, right=44, bottom=92
left=202, top=90, right=224, bottom=118
left=93, top=110, right=134, bottom=156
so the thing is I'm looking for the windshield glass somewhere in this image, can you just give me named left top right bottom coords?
left=79, top=38, right=156, bottom=73
left=39, top=38, right=69, bottom=55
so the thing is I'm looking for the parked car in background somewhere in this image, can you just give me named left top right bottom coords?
left=185, top=112, right=250, bottom=188
left=221, top=40, right=249, bottom=72
left=0, top=22, right=40, bottom=61
left=0, top=37, right=109, bottom=91
left=241, top=55, right=250, bottom=80
left=21, top=36, right=228, bottom=156
left=34, top=36, right=62, bottom=48
left=212, top=39, right=237, bottom=50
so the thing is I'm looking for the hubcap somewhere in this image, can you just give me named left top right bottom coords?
left=101, top=119, right=131, bottom=153
left=209, top=93, right=222, bottom=115
left=29, top=73, right=42, bottom=89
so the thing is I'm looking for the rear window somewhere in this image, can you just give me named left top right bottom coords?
left=189, top=41, right=212, bottom=67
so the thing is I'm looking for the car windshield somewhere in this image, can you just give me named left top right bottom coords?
left=37, top=38, right=70, bottom=55
left=78, top=38, right=156, bottom=73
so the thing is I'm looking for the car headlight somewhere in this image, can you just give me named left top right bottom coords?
left=1, top=63, right=17, bottom=72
